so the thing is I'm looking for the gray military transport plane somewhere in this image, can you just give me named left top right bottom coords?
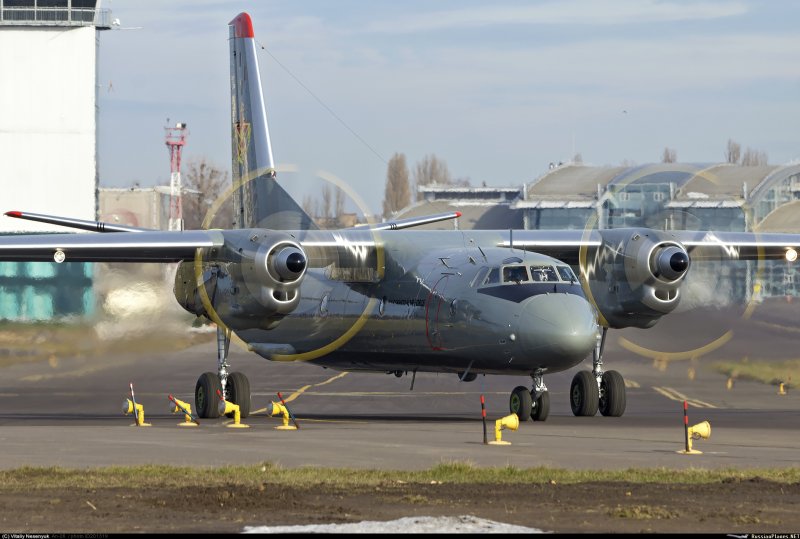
left=2, top=12, right=800, bottom=422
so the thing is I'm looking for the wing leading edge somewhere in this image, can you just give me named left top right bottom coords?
left=0, top=229, right=223, bottom=262
left=500, top=229, right=800, bottom=264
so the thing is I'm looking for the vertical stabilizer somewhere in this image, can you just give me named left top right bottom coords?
left=229, top=13, right=317, bottom=230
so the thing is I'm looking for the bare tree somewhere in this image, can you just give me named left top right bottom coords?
left=572, top=153, right=584, bottom=165
left=321, top=184, right=332, bottom=221
left=182, top=157, right=232, bottom=229
left=335, top=186, right=345, bottom=220
left=301, top=193, right=319, bottom=221
left=741, top=147, right=768, bottom=166
left=725, top=139, right=741, bottom=164
left=414, top=154, right=452, bottom=199
left=662, top=147, right=677, bottom=163
left=382, top=152, right=411, bottom=218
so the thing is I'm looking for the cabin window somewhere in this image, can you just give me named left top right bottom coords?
left=530, top=265, right=558, bottom=282
left=503, top=265, right=529, bottom=284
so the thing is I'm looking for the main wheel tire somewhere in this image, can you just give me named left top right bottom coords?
left=532, top=391, right=550, bottom=421
left=509, top=385, right=533, bottom=421
left=570, top=370, right=599, bottom=417
left=196, top=371, right=222, bottom=419
left=599, top=370, right=626, bottom=417
left=226, top=371, right=251, bottom=418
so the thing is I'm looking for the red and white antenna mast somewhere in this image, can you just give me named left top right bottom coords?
left=165, top=121, right=188, bottom=231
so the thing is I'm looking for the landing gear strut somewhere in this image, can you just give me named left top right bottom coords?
left=508, top=370, right=550, bottom=422
left=195, top=326, right=251, bottom=419
left=531, top=371, right=550, bottom=422
left=570, top=327, right=626, bottom=417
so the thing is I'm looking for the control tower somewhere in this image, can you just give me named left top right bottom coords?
left=0, top=0, right=112, bottom=320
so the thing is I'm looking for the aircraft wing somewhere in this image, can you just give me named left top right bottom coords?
left=500, top=229, right=800, bottom=264
left=0, top=230, right=224, bottom=262
left=673, top=230, right=800, bottom=261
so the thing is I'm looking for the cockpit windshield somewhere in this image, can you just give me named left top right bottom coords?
left=478, top=263, right=578, bottom=287
left=502, top=266, right=529, bottom=284
left=557, top=265, right=577, bottom=282
left=482, top=268, right=500, bottom=286
left=530, top=265, right=558, bottom=282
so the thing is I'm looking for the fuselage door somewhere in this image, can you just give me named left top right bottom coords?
left=425, top=274, right=450, bottom=351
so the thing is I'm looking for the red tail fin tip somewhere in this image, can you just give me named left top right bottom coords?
left=229, top=12, right=254, bottom=38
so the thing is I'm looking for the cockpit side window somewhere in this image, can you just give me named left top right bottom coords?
left=471, top=267, right=490, bottom=288
left=502, top=265, right=529, bottom=284
left=530, top=265, right=558, bottom=282
left=482, top=268, right=500, bottom=286
left=557, top=265, right=577, bottom=282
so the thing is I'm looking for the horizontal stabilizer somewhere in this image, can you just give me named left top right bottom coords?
left=5, top=211, right=151, bottom=233
left=357, top=211, right=462, bottom=231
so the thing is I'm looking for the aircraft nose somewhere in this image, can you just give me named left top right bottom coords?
left=519, top=293, right=597, bottom=363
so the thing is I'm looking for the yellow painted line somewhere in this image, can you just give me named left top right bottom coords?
left=313, top=371, right=350, bottom=387
left=283, top=372, right=351, bottom=403
left=624, top=379, right=640, bottom=389
left=661, top=386, right=717, bottom=409
left=652, top=386, right=717, bottom=408
left=283, top=384, right=313, bottom=404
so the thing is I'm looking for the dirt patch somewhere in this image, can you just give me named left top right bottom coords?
left=1, top=480, right=797, bottom=533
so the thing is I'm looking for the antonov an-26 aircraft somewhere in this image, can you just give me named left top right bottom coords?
left=2, top=12, right=799, bottom=422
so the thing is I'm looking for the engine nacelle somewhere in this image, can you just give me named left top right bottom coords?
left=582, top=229, right=690, bottom=328
left=244, top=238, right=307, bottom=313
left=173, top=231, right=307, bottom=329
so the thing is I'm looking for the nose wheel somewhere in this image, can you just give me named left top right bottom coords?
left=508, top=370, right=551, bottom=422
left=509, top=386, right=532, bottom=421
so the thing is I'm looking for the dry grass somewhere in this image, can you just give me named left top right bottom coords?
left=712, top=357, right=800, bottom=388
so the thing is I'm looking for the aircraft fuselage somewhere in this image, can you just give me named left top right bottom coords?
left=177, top=229, right=599, bottom=377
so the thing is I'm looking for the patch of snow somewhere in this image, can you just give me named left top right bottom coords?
left=243, top=515, right=546, bottom=534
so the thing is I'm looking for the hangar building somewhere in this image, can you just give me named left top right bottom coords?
left=0, top=0, right=111, bottom=320
left=397, top=162, right=800, bottom=300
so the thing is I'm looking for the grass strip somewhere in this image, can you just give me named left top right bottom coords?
left=0, top=462, right=798, bottom=490
left=712, top=358, right=799, bottom=388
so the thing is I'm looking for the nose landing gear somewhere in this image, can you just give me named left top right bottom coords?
left=508, top=370, right=550, bottom=422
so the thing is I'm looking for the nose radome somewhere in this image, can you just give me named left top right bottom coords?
left=519, top=293, right=597, bottom=362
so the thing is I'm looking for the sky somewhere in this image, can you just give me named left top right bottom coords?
left=97, top=0, right=800, bottom=217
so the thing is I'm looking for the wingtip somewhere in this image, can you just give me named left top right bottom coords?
left=229, top=12, right=254, bottom=38
left=455, top=211, right=462, bottom=218
left=5, top=211, right=22, bottom=218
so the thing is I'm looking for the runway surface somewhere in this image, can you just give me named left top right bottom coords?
left=0, top=303, right=798, bottom=471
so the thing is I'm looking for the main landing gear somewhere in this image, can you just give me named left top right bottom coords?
left=570, top=327, right=626, bottom=417
left=509, top=369, right=550, bottom=422
left=195, top=326, right=252, bottom=419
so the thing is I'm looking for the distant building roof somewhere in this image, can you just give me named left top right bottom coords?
left=525, top=163, right=795, bottom=204
left=755, top=200, right=800, bottom=233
